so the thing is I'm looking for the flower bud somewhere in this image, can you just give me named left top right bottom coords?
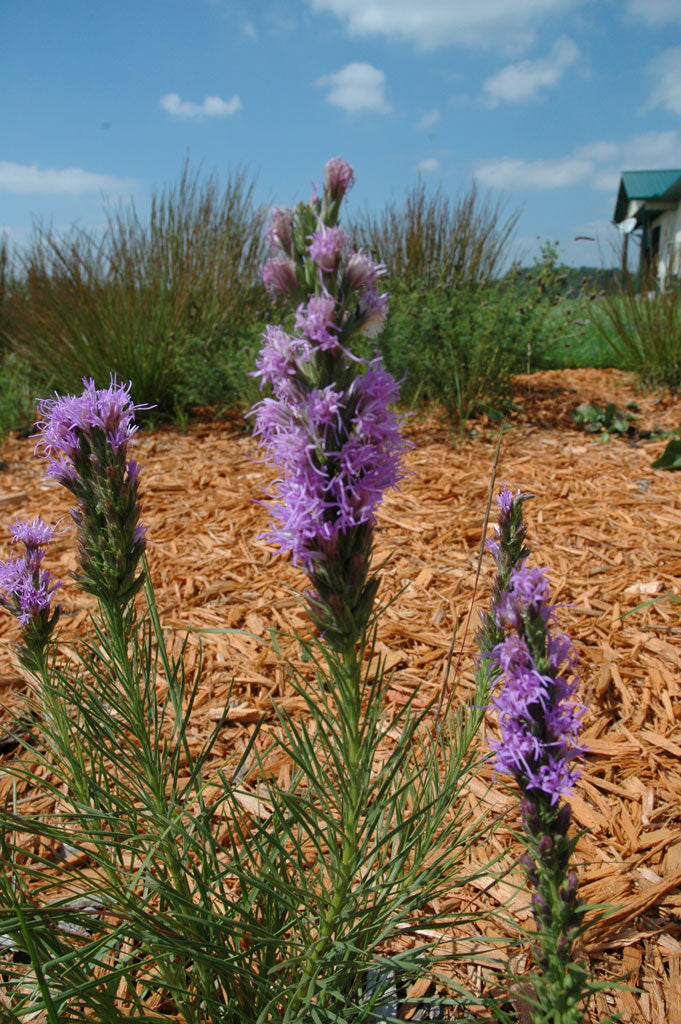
left=266, top=206, right=295, bottom=252
left=262, top=257, right=299, bottom=296
left=324, top=157, right=354, bottom=203
left=538, top=835, right=553, bottom=857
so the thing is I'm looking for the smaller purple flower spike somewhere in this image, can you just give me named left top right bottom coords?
left=324, top=157, right=354, bottom=203
left=33, top=378, right=149, bottom=609
left=34, top=377, right=149, bottom=484
left=489, top=563, right=586, bottom=805
left=0, top=558, right=59, bottom=626
left=0, top=516, right=62, bottom=671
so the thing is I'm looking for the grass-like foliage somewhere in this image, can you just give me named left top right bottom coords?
left=350, top=182, right=518, bottom=291
left=0, top=420, right=500, bottom=1021
left=0, top=163, right=268, bottom=416
left=589, top=270, right=681, bottom=389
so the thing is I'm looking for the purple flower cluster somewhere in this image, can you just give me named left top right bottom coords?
left=251, top=158, right=403, bottom=646
left=34, top=377, right=146, bottom=487
left=254, top=358, right=404, bottom=568
left=33, top=378, right=147, bottom=608
left=0, top=516, right=61, bottom=626
left=489, top=564, right=585, bottom=805
left=251, top=158, right=404, bottom=573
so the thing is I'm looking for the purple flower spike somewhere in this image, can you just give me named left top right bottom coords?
left=250, top=158, right=406, bottom=649
left=489, top=563, right=585, bottom=805
left=34, top=376, right=149, bottom=477
left=0, top=516, right=62, bottom=669
left=33, top=378, right=148, bottom=608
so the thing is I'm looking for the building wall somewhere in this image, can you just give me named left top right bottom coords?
left=657, top=204, right=681, bottom=282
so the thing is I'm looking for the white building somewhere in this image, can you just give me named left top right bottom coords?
left=613, top=169, right=681, bottom=284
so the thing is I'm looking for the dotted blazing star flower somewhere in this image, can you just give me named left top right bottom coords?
left=0, top=516, right=61, bottom=671
left=483, top=495, right=591, bottom=1008
left=34, top=378, right=149, bottom=609
left=489, top=564, right=585, bottom=805
left=250, top=158, right=405, bottom=649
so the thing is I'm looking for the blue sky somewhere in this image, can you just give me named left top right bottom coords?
left=3, top=0, right=681, bottom=267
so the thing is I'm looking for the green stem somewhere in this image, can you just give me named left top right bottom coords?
left=99, top=596, right=209, bottom=1023
left=283, top=643, right=365, bottom=1022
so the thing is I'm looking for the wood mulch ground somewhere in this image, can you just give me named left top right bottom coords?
left=0, top=367, right=680, bottom=1022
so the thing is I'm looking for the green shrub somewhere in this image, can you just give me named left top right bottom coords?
left=379, top=249, right=564, bottom=426
left=589, top=271, right=681, bottom=389
left=1, top=163, right=268, bottom=417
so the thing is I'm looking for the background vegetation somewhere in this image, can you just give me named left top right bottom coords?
left=0, top=165, right=677, bottom=440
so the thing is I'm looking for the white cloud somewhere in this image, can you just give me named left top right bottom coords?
left=482, top=36, right=580, bottom=106
left=417, top=158, right=440, bottom=173
left=475, top=155, right=593, bottom=189
left=646, top=47, right=681, bottom=116
left=627, top=0, right=681, bottom=26
left=417, top=109, right=440, bottom=130
left=316, top=62, right=391, bottom=113
left=573, top=141, right=619, bottom=162
left=306, top=0, right=585, bottom=52
left=475, top=129, right=681, bottom=193
left=160, top=92, right=242, bottom=119
left=0, top=161, right=136, bottom=196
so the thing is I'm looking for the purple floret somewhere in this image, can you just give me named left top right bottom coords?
left=307, top=224, right=347, bottom=274
left=262, top=256, right=299, bottom=296
left=295, top=295, right=339, bottom=350
left=9, top=516, right=58, bottom=550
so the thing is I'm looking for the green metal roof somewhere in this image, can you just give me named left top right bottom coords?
left=614, top=169, right=681, bottom=222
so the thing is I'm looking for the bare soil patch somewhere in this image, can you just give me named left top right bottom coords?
left=1, top=368, right=680, bottom=1021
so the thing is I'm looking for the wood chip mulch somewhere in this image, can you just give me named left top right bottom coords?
left=0, top=368, right=680, bottom=1022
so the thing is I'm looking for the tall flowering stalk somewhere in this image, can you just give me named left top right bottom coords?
left=486, top=492, right=591, bottom=1024
left=251, top=159, right=410, bottom=1018
left=34, top=377, right=148, bottom=616
left=0, top=515, right=61, bottom=674
left=252, top=157, right=404, bottom=651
